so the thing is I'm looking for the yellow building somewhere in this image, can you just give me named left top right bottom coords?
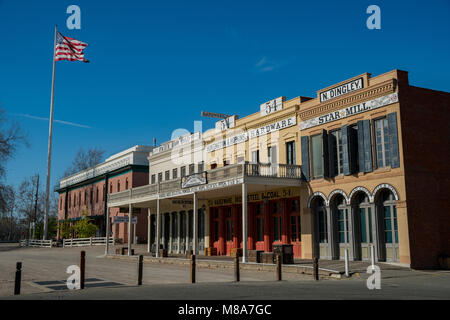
left=107, top=69, right=450, bottom=269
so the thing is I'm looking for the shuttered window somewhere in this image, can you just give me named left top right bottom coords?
left=329, top=129, right=343, bottom=176
left=357, top=120, right=373, bottom=173
left=311, top=134, right=323, bottom=179
left=375, top=117, right=391, bottom=168
left=301, top=136, right=310, bottom=181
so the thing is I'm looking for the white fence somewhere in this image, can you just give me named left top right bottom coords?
left=63, top=237, right=114, bottom=247
left=20, top=239, right=53, bottom=248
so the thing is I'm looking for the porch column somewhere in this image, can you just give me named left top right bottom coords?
left=177, top=212, right=181, bottom=254
left=128, top=203, right=132, bottom=256
left=105, top=207, right=110, bottom=255
left=242, top=183, right=248, bottom=263
left=370, top=203, right=379, bottom=262
left=156, top=198, right=161, bottom=258
left=185, top=210, right=189, bottom=253
left=169, top=212, right=173, bottom=253
left=325, top=206, right=333, bottom=260
left=147, top=209, right=151, bottom=253
left=193, top=193, right=198, bottom=255
left=161, top=212, right=165, bottom=250
left=248, top=205, right=254, bottom=250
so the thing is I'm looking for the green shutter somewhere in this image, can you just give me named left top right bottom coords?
left=362, top=120, right=373, bottom=173
left=388, top=112, right=400, bottom=168
left=301, top=136, right=310, bottom=181
left=322, top=130, right=329, bottom=178
left=348, top=126, right=358, bottom=173
left=357, top=120, right=365, bottom=173
left=342, top=125, right=351, bottom=175
left=329, top=132, right=337, bottom=177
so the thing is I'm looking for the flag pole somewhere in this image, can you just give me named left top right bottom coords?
left=43, top=25, right=57, bottom=240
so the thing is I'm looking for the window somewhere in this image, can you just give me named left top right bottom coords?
left=338, top=209, right=349, bottom=243
left=189, top=164, right=195, bottom=175
left=125, top=178, right=129, bottom=189
left=165, top=170, right=170, bottom=181
left=117, top=181, right=120, bottom=192
left=151, top=174, right=156, bottom=184
left=330, top=129, right=343, bottom=176
left=96, top=188, right=99, bottom=203
left=237, top=156, right=245, bottom=163
left=349, top=124, right=359, bottom=172
left=198, top=162, right=204, bottom=172
left=181, top=166, right=186, bottom=177
left=110, top=183, right=113, bottom=193
left=78, top=192, right=81, bottom=206
left=158, top=172, right=163, bottom=182
left=69, top=194, right=71, bottom=208
left=311, top=134, right=323, bottom=179
left=291, top=216, right=301, bottom=242
left=90, top=190, right=93, bottom=205
left=286, top=141, right=296, bottom=165
left=84, top=191, right=87, bottom=205
left=172, top=168, right=178, bottom=179
left=374, top=118, right=391, bottom=168
left=251, top=150, right=259, bottom=163
left=318, top=209, right=327, bottom=243
left=210, top=163, right=217, bottom=170
left=59, top=197, right=62, bottom=210
left=273, top=216, right=282, bottom=242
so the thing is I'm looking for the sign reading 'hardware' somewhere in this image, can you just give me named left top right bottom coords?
left=299, top=93, right=398, bottom=130
left=249, top=116, right=296, bottom=139
left=319, top=77, right=363, bottom=103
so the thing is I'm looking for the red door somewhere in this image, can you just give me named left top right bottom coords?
left=288, top=198, right=302, bottom=258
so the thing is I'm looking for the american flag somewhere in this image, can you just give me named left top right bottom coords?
left=55, top=31, right=89, bottom=63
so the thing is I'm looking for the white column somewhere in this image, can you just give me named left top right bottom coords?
left=133, top=222, right=137, bottom=245
left=177, top=212, right=181, bottom=254
left=105, top=207, right=110, bottom=255
left=128, top=203, right=132, bottom=256
left=147, top=208, right=151, bottom=253
left=185, top=210, right=189, bottom=253
left=156, top=198, right=161, bottom=258
left=161, top=212, right=165, bottom=249
left=169, top=212, right=173, bottom=253
left=242, top=183, right=248, bottom=263
left=193, top=193, right=198, bottom=255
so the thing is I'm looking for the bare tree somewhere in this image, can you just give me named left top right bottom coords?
left=63, top=147, right=105, bottom=177
left=0, top=107, right=27, bottom=211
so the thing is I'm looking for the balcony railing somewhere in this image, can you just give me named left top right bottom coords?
left=108, top=162, right=303, bottom=204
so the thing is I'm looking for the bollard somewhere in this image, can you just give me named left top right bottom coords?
left=234, top=255, right=240, bottom=282
left=137, top=255, right=143, bottom=285
left=190, top=254, right=196, bottom=283
left=344, top=248, right=350, bottom=277
left=276, top=254, right=282, bottom=281
left=80, top=251, right=85, bottom=289
left=313, top=257, right=319, bottom=281
left=14, top=262, right=22, bottom=295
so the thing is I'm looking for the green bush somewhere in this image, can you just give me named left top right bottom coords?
left=72, top=208, right=98, bottom=238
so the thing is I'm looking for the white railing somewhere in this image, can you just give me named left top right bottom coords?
left=63, top=237, right=114, bottom=247
left=20, top=239, right=53, bottom=248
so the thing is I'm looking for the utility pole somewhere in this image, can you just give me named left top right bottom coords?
left=32, top=175, right=39, bottom=239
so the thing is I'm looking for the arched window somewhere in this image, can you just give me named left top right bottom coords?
left=96, top=187, right=99, bottom=203
left=117, top=180, right=120, bottom=192
left=125, top=178, right=129, bottom=190
left=110, top=183, right=113, bottom=193
left=381, top=191, right=398, bottom=245
left=78, top=192, right=81, bottom=206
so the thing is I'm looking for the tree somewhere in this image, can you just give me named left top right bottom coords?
left=15, top=175, right=43, bottom=239
left=0, top=107, right=27, bottom=211
left=63, top=147, right=105, bottom=177
left=72, top=208, right=98, bottom=238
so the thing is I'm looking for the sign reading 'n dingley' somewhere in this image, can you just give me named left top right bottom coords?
left=319, top=77, right=363, bottom=103
left=299, top=93, right=398, bottom=130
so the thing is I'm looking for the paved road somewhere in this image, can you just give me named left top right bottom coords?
left=1, top=244, right=449, bottom=300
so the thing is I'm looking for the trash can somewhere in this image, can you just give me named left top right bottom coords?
left=273, top=244, right=294, bottom=264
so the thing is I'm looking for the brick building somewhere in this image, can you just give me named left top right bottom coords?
left=56, top=145, right=153, bottom=243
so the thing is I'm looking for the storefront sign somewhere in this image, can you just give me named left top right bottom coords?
left=113, top=216, right=137, bottom=224
left=299, top=93, right=398, bottom=130
left=215, top=115, right=237, bottom=132
left=172, top=199, right=193, bottom=205
left=319, top=77, right=363, bottom=103
left=206, top=132, right=248, bottom=152
left=260, top=97, right=284, bottom=116
left=152, top=132, right=201, bottom=155
left=207, top=187, right=299, bottom=206
left=181, top=172, right=207, bottom=188
left=249, top=116, right=296, bottom=139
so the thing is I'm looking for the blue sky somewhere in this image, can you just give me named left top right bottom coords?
left=0, top=0, right=449, bottom=191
